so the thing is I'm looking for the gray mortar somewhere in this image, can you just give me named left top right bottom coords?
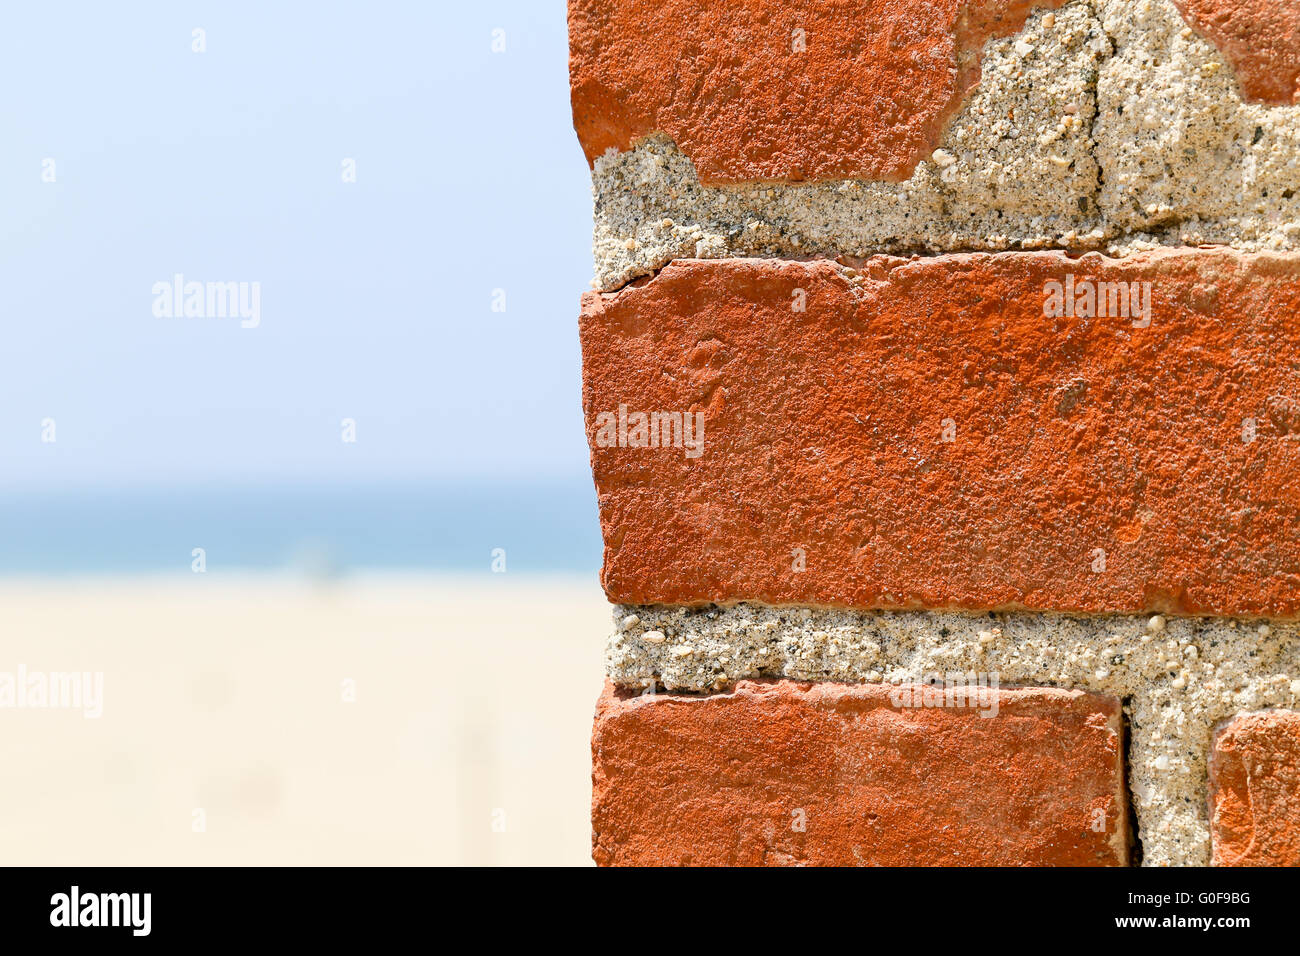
left=605, top=604, right=1300, bottom=866
left=1095, top=0, right=1300, bottom=254
left=588, top=0, right=1300, bottom=291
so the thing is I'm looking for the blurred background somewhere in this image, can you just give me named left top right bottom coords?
left=0, top=1, right=606, bottom=864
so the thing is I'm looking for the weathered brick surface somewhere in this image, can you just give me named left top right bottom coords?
left=592, top=679, right=1128, bottom=866
left=1210, top=710, right=1300, bottom=866
left=1172, top=1, right=1300, bottom=105
left=580, top=251, right=1300, bottom=617
left=568, top=0, right=1069, bottom=184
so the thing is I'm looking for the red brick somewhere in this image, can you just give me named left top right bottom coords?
left=580, top=251, right=1300, bottom=617
left=1209, top=710, right=1300, bottom=866
left=568, top=0, right=1069, bottom=184
left=592, top=679, right=1128, bottom=866
left=1172, top=1, right=1300, bottom=105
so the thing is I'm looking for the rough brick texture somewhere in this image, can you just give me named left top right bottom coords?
left=581, top=251, right=1300, bottom=618
left=1209, top=710, right=1300, bottom=866
left=592, top=679, right=1128, bottom=866
left=568, top=0, right=1070, bottom=183
left=1172, top=0, right=1300, bottom=105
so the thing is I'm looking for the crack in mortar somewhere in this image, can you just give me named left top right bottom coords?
left=604, top=604, right=1300, bottom=866
left=1120, top=699, right=1146, bottom=865
left=1085, top=0, right=1113, bottom=224
left=588, top=0, right=1300, bottom=292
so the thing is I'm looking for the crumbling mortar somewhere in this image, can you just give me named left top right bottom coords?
left=587, top=0, right=1300, bottom=292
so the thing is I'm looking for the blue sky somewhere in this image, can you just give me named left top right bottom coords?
left=0, top=1, right=593, bottom=492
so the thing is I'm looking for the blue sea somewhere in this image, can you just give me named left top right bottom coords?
left=0, top=479, right=603, bottom=576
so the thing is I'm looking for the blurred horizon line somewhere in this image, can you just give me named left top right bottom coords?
left=0, top=477, right=602, bottom=576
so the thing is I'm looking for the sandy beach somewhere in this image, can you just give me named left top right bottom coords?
left=0, top=574, right=609, bottom=865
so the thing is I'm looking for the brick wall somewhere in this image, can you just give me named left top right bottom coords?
left=570, top=0, right=1300, bottom=866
